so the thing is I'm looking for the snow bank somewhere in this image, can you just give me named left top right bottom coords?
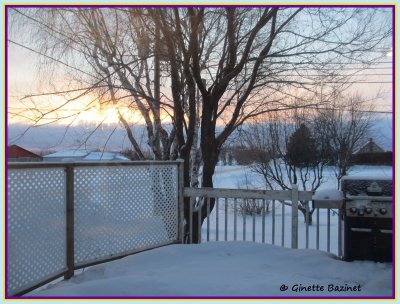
left=29, top=242, right=392, bottom=298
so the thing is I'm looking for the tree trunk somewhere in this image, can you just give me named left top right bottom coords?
left=299, top=202, right=313, bottom=225
left=190, top=141, right=219, bottom=243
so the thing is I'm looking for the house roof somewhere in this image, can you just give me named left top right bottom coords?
left=8, top=145, right=42, bottom=159
left=44, top=150, right=90, bottom=158
left=43, top=149, right=129, bottom=161
left=356, top=138, right=385, bottom=154
left=82, top=152, right=129, bottom=161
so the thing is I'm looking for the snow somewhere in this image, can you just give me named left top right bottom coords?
left=208, top=165, right=392, bottom=255
left=43, top=150, right=130, bottom=161
left=23, top=164, right=393, bottom=298
left=212, top=165, right=393, bottom=190
left=29, top=242, right=392, bottom=297
left=312, top=189, right=343, bottom=201
left=82, top=151, right=129, bottom=161
left=341, top=175, right=392, bottom=181
left=44, top=149, right=90, bottom=158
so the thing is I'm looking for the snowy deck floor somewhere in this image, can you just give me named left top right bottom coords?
left=28, top=242, right=392, bottom=298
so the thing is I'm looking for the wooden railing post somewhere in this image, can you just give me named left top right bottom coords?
left=291, top=184, right=299, bottom=249
left=177, top=159, right=185, bottom=244
left=338, top=207, right=343, bottom=257
left=65, top=164, right=75, bottom=280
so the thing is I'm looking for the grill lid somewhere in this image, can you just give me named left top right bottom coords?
left=340, top=176, right=392, bottom=197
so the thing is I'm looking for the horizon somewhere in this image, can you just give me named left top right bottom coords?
left=7, top=114, right=393, bottom=154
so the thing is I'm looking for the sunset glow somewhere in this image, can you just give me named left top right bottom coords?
left=8, top=92, right=174, bottom=127
left=73, top=105, right=145, bottom=126
left=70, top=103, right=173, bottom=126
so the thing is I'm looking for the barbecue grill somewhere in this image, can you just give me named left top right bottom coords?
left=341, top=176, right=393, bottom=262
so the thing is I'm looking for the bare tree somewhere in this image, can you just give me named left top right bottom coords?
left=8, top=7, right=392, bottom=241
left=241, top=108, right=330, bottom=224
left=314, top=93, right=373, bottom=188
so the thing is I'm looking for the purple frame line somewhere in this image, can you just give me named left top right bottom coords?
left=3, top=3, right=396, bottom=300
left=3, top=4, right=397, bottom=8
left=4, top=4, right=10, bottom=300
left=391, top=4, right=396, bottom=300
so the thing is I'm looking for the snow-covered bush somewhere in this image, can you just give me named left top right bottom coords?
left=234, top=199, right=270, bottom=216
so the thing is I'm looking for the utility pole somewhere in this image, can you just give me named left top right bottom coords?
left=153, top=23, right=161, bottom=158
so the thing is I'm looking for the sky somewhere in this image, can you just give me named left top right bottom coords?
left=5, top=6, right=394, bottom=155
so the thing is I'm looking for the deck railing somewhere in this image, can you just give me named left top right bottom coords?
left=184, top=186, right=343, bottom=256
left=7, top=161, right=184, bottom=296
left=7, top=161, right=343, bottom=296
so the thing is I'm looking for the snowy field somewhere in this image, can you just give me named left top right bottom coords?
left=212, top=164, right=393, bottom=190
left=26, top=165, right=393, bottom=298
left=203, top=165, right=393, bottom=255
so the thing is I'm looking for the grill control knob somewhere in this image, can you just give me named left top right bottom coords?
left=358, top=210, right=365, bottom=216
left=379, top=208, right=387, bottom=215
left=365, top=208, right=373, bottom=214
left=350, top=207, right=357, bottom=213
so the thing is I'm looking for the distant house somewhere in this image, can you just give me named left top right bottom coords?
left=356, top=138, right=385, bottom=154
left=8, top=145, right=43, bottom=162
left=43, top=149, right=130, bottom=162
left=352, top=138, right=391, bottom=165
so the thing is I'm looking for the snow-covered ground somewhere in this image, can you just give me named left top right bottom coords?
left=201, top=165, right=393, bottom=255
left=212, top=164, right=393, bottom=190
left=26, top=165, right=393, bottom=298
left=29, top=242, right=392, bottom=297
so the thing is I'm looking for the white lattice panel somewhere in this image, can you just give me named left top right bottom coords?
left=7, top=168, right=67, bottom=296
left=74, top=165, right=178, bottom=265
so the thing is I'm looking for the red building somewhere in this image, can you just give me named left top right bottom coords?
left=8, top=145, right=43, bottom=162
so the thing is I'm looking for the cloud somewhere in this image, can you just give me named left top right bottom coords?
left=7, top=122, right=148, bottom=152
